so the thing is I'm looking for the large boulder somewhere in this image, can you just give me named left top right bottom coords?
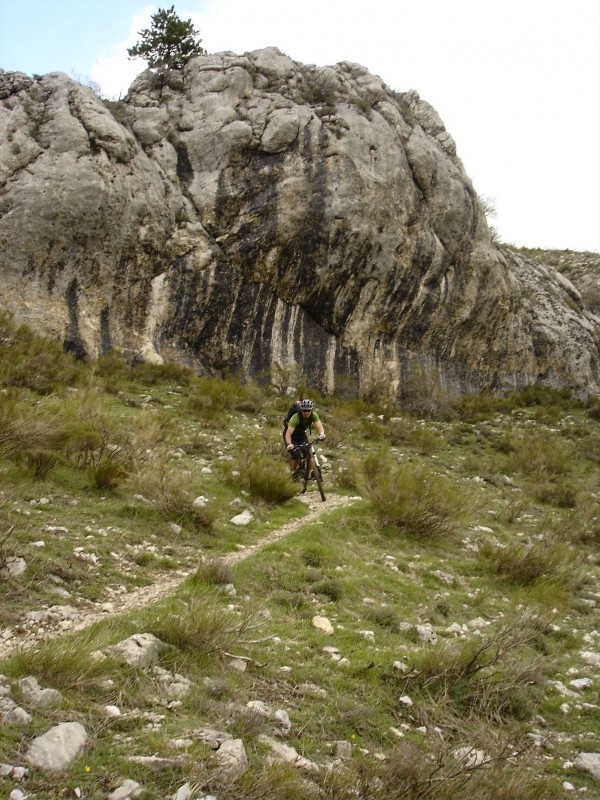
left=1, top=51, right=598, bottom=397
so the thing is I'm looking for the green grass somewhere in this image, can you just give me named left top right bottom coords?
left=1, top=330, right=600, bottom=797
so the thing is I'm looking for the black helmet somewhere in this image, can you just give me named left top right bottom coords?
left=299, top=399, right=314, bottom=411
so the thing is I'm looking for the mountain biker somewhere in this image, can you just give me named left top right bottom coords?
left=283, top=399, right=325, bottom=475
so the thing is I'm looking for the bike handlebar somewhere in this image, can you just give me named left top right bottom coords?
left=291, top=438, right=323, bottom=452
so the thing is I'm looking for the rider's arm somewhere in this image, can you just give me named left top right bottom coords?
left=285, top=425, right=295, bottom=447
left=315, top=420, right=325, bottom=436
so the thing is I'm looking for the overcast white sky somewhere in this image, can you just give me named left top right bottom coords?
left=2, top=0, right=599, bottom=252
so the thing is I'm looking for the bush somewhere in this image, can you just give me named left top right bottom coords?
left=125, top=464, right=216, bottom=529
left=146, top=592, right=256, bottom=655
left=507, top=432, right=572, bottom=479
left=482, top=538, right=581, bottom=589
left=233, top=443, right=297, bottom=504
left=0, top=393, right=72, bottom=461
left=400, top=615, right=547, bottom=722
left=359, top=452, right=469, bottom=538
left=0, top=313, right=87, bottom=394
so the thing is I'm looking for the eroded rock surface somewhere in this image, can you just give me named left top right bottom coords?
left=1, top=49, right=598, bottom=396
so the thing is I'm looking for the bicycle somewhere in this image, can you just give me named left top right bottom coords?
left=291, top=438, right=326, bottom=502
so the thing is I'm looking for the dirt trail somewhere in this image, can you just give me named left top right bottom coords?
left=0, top=492, right=355, bottom=659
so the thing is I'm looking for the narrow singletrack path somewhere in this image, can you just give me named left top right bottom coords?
left=0, top=492, right=356, bottom=658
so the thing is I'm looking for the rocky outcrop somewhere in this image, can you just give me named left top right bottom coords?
left=1, top=48, right=598, bottom=396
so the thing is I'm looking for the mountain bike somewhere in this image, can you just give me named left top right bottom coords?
left=291, top=438, right=326, bottom=502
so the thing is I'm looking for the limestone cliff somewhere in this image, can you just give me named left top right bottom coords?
left=1, top=48, right=598, bottom=396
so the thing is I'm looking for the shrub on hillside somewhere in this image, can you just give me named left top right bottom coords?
left=0, top=312, right=87, bottom=394
left=359, top=452, right=468, bottom=538
left=506, top=432, right=572, bottom=479
left=482, top=538, right=582, bottom=591
left=233, top=445, right=297, bottom=504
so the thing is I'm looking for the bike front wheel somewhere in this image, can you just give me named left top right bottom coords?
left=309, top=455, right=326, bottom=502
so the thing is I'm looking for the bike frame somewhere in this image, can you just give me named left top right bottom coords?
left=292, top=438, right=326, bottom=502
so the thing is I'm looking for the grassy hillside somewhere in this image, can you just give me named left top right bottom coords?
left=2, top=312, right=600, bottom=799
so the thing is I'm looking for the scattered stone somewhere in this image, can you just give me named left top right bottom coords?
left=18, top=676, right=62, bottom=709
left=312, top=616, right=334, bottom=635
left=153, top=666, right=192, bottom=698
left=334, top=740, right=352, bottom=760
left=0, top=693, right=32, bottom=725
left=574, top=752, right=600, bottom=781
left=453, top=746, right=489, bottom=767
left=570, top=678, right=593, bottom=690
left=581, top=652, right=600, bottom=667
left=230, top=510, right=253, bottom=526
left=26, top=721, right=88, bottom=771
left=398, top=696, right=413, bottom=706
left=193, top=728, right=233, bottom=750
left=1, top=557, right=26, bottom=577
left=215, top=738, right=248, bottom=782
left=108, top=779, right=143, bottom=799
left=106, top=633, right=165, bottom=668
left=416, top=624, right=437, bottom=644
left=259, top=735, right=319, bottom=774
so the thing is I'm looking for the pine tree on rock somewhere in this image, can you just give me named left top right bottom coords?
left=128, top=6, right=206, bottom=70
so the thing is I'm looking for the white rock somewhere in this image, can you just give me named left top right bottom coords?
left=398, top=695, right=413, bottom=706
left=416, top=624, right=437, bottom=644
left=312, top=616, right=334, bottom=635
left=453, top=746, right=489, bottom=767
left=106, top=633, right=165, bottom=668
left=215, top=738, right=248, bottom=782
left=1, top=557, right=27, bottom=577
left=105, top=705, right=121, bottom=717
left=108, top=779, right=143, bottom=799
left=581, top=652, right=600, bottom=667
left=17, top=676, right=62, bottom=709
left=172, top=783, right=193, bottom=800
left=258, top=735, right=319, bottom=774
left=574, top=752, right=600, bottom=781
left=274, top=709, right=291, bottom=733
left=26, top=722, right=88, bottom=771
left=230, top=510, right=253, bottom=526
left=247, top=700, right=271, bottom=717
left=570, top=678, right=593, bottom=690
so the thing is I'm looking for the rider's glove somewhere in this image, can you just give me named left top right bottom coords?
left=287, top=444, right=295, bottom=451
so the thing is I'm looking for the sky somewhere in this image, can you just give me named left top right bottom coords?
left=1, top=0, right=599, bottom=253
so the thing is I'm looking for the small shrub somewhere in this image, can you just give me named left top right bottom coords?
left=301, top=544, right=330, bottom=567
left=482, top=538, right=581, bottom=589
left=360, top=453, right=469, bottom=538
left=507, top=432, right=572, bottom=479
left=533, top=480, right=579, bottom=508
left=0, top=313, right=87, bottom=393
left=234, top=443, right=296, bottom=504
left=125, top=464, right=216, bottom=529
left=92, top=457, right=129, bottom=490
left=312, top=577, right=342, bottom=602
left=193, top=558, right=234, bottom=586
left=5, top=636, right=119, bottom=692
left=146, top=592, right=257, bottom=656
left=367, top=605, right=402, bottom=632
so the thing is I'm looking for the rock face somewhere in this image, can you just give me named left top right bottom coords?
left=1, top=48, right=598, bottom=396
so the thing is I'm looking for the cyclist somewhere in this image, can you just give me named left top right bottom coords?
left=283, top=399, right=325, bottom=476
